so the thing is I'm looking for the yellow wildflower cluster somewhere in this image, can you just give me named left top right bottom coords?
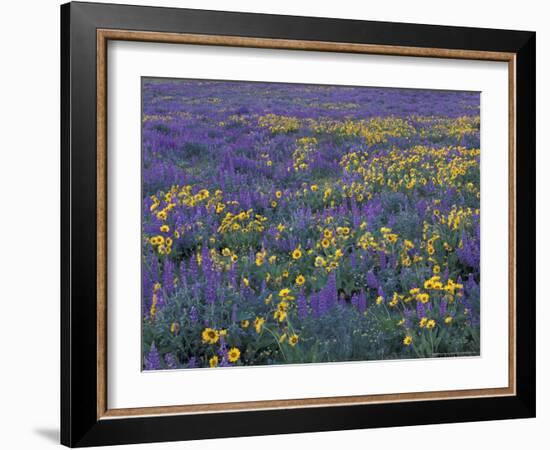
left=309, top=116, right=415, bottom=146
left=258, top=113, right=300, bottom=134
left=217, top=209, right=268, bottom=234
left=292, top=137, right=317, bottom=171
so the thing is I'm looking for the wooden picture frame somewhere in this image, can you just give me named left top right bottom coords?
left=61, top=1, right=535, bottom=447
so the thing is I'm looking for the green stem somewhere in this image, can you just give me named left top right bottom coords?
left=263, top=325, right=288, bottom=361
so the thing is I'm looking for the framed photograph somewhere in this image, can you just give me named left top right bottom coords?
left=61, top=1, right=536, bottom=447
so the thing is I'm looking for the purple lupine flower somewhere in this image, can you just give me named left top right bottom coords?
left=416, top=301, right=426, bottom=319
left=379, top=251, right=387, bottom=269
left=366, top=270, right=379, bottom=289
left=188, top=254, right=199, bottom=281
left=144, top=342, right=161, bottom=370
left=297, top=291, right=308, bottom=319
left=189, top=306, right=199, bottom=324
left=310, top=292, right=320, bottom=317
left=439, top=299, right=448, bottom=317
left=204, top=274, right=217, bottom=304
left=318, top=290, right=329, bottom=315
left=377, top=285, right=385, bottom=303
left=164, top=352, right=178, bottom=369
left=218, top=338, right=229, bottom=365
left=187, top=356, right=197, bottom=369
left=201, top=244, right=211, bottom=273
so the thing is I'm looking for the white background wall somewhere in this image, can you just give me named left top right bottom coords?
left=0, top=0, right=546, bottom=448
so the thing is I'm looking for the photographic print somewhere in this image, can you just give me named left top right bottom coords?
left=141, top=78, right=480, bottom=370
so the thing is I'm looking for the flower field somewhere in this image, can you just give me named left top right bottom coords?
left=142, top=79, right=480, bottom=370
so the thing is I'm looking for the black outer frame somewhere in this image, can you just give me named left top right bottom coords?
left=61, top=1, right=535, bottom=447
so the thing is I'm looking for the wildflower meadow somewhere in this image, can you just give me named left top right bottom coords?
left=142, top=79, right=480, bottom=370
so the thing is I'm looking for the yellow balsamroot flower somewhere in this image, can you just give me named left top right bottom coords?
left=417, top=293, right=430, bottom=304
left=282, top=270, right=289, bottom=278
left=376, top=296, right=384, bottom=305
left=231, top=254, right=238, bottom=263
left=202, top=328, right=219, bottom=345
left=274, top=301, right=288, bottom=322
left=279, top=333, right=287, bottom=343
left=426, top=319, right=436, bottom=329
left=409, top=287, right=420, bottom=296
left=334, top=248, right=344, bottom=258
left=289, top=334, right=299, bottom=346
left=274, top=310, right=287, bottom=322
left=267, top=160, right=273, bottom=166
left=404, top=239, right=414, bottom=249
left=385, top=233, right=398, bottom=244
left=403, top=335, right=413, bottom=346
left=433, top=265, right=441, bottom=274
left=444, top=316, right=453, bottom=324
left=311, top=184, right=318, bottom=192
left=279, top=288, right=291, bottom=298
left=242, top=278, right=250, bottom=287
left=321, top=238, right=331, bottom=249
left=271, top=201, right=278, bottom=208
left=314, top=256, right=326, bottom=267
left=291, top=247, right=302, bottom=260
left=170, top=322, right=180, bottom=334
left=219, top=329, right=228, bottom=337
left=222, top=248, right=231, bottom=257
left=228, top=347, right=241, bottom=363
left=209, top=355, right=219, bottom=368
left=241, top=320, right=250, bottom=328
left=264, top=293, right=273, bottom=304
left=295, top=274, right=306, bottom=286
left=323, top=229, right=333, bottom=239
left=380, top=227, right=392, bottom=234
left=254, top=317, right=265, bottom=333
left=389, top=292, right=399, bottom=307
left=419, top=317, right=428, bottom=328
left=275, top=190, right=282, bottom=199
left=159, top=224, right=170, bottom=233
left=336, top=226, right=350, bottom=236
left=277, top=223, right=286, bottom=232
left=397, top=318, right=405, bottom=326
left=268, top=255, right=277, bottom=264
